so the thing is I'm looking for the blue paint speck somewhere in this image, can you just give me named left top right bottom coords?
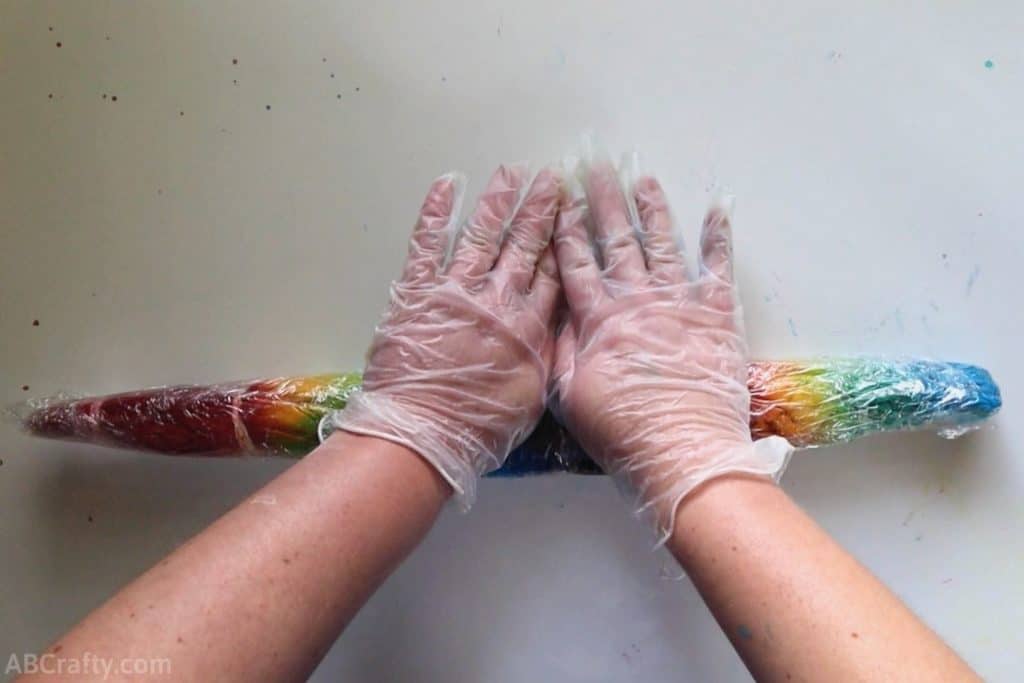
left=966, top=265, right=981, bottom=296
left=984, top=59, right=994, bottom=69
left=787, top=318, right=798, bottom=337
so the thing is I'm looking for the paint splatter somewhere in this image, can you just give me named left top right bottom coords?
left=737, top=625, right=753, bottom=641
left=984, top=59, right=994, bottom=69
left=965, top=265, right=981, bottom=296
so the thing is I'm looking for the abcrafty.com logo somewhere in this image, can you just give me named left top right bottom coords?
left=6, top=651, right=171, bottom=678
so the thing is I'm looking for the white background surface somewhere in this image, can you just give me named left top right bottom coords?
left=1, top=1, right=1021, bottom=680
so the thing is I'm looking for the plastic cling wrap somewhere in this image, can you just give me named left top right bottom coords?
left=20, top=359, right=1001, bottom=476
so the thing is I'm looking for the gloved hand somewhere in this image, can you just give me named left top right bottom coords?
left=320, top=166, right=562, bottom=510
left=550, top=157, right=792, bottom=542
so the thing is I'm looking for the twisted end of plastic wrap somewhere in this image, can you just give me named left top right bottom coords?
left=7, top=394, right=82, bottom=439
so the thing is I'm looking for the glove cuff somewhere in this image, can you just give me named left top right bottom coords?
left=318, top=390, right=481, bottom=511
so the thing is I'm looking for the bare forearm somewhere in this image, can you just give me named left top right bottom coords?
left=25, top=432, right=449, bottom=682
left=667, top=476, right=978, bottom=682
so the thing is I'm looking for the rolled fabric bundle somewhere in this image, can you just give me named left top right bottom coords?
left=18, top=359, right=1001, bottom=476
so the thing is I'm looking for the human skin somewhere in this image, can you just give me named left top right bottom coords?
left=551, top=159, right=979, bottom=681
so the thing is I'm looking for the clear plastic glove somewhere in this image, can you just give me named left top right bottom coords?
left=320, top=166, right=562, bottom=510
left=550, top=157, right=792, bottom=543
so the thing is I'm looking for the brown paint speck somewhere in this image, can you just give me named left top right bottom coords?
left=52, top=644, right=63, bottom=653
left=179, top=111, right=184, bottom=116
left=851, top=632, right=859, bottom=639
left=265, top=105, right=271, bottom=110
left=129, top=612, right=136, bottom=619
left=0, top=459, right=5, bottom=466
left=32, top=319, right=39, bottom=326
left=177, top=636, right=184, bottom=644
left=232, top=58, right=238, bottom=65
left=233, top=79, right=239, bottom=85
left=282, top=557, right=290, bottom=565
left=731, top=545, right=738, bottom=552
left=355, top=87, right=360, bottom=92
left=56, top=42, right=62, bottom=48
left=111, top=95, right=118, bottom=102
left=102, top=94, right=107, bottom=99
left=22, top=385, right=30, bottom=391
left=48, top=94, right=53, bottom=99
left=87, top=514, right=94, bottom=522
left=49, top=27, right=54, bottom=31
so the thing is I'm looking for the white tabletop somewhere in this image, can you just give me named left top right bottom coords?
left=2, top=2, right=1021, bottom=680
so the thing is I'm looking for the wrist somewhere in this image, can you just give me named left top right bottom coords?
left=319, top=430, right=453, bottom=507
left=666, top=473, right=784, bottom=563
